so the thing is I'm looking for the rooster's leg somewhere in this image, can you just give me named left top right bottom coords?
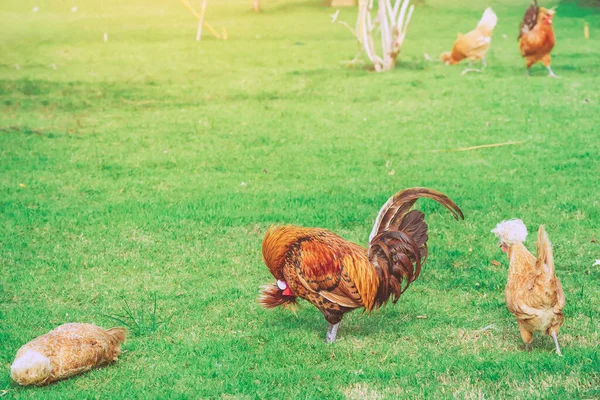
left=326, top=322, right=340, bottom=343
left=551, top=332, right=562, bottom=356
left=542, top=54, right=558, bottom=78
left=482, top=57, right=487, bottom=68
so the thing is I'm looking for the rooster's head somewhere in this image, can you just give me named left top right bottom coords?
left=538, top=7, right=556, bottom=25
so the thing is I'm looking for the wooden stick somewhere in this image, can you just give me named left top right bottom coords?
left=180, top=0, right=220, bottom=39
left=430, top=140, right=525, bottom=153
left=196, top=0, right=208, bottom=41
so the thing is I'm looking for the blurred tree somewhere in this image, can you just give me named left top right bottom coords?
left=333, top=0, right=414, bottom=71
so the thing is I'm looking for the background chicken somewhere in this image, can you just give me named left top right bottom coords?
left=11, top=323, right=127, bottom=385
left=492, top=220, right=565, bottom=355
left=519, top=3, right=558, bottom=77
left=259, top=187, right=464, bottom=342
left=441, top=8, right=498, bottom=72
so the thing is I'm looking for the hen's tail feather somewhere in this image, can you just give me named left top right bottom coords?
left=258, top=284, right=298, bottom=310
left=11, top=350, right=52, bottom=386
left=369, top=187, right=464, bottom=242
left=477, top=7, right=498, bottom=31
left=105, top=327, right=127, bottom=345
left=536, top=225, right=555, bottom=278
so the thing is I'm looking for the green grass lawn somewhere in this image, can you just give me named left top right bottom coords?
left=1, top=0, right=599, bottom=397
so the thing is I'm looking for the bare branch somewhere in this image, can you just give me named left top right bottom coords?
left=379, top=3, right=390, bottom=55
left=384, top=0, right=395, bottom=26
left=341, top=0, right=413, bottom=72
left=402, top=4, right=414, bottom=36
left=396, top=0, right=409, bottom=34
left=392, top=0, right=401, bottom=21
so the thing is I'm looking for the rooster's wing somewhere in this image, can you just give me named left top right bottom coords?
left=519, top=1, right=539, bottom=39
left=287, top=234, right=379, bottom=310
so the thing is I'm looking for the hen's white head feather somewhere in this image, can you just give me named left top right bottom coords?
left=491, top=219, right=528, bottom=245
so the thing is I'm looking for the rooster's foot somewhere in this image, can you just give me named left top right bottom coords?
left=547, top=66, right=559, bottom=78
left=525, top=343, right=532, bottom=352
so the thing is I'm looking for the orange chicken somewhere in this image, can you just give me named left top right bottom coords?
left=259, top=187, right=464, bottom=342
left=492, top=220, right=565, bottom=355
left=441, top=8, right=498, bottom=70
left=11, top=323, right=127, bottom=385
left=519, top=3, right=558, bottom=77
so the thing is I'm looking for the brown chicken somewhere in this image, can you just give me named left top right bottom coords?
left=519, top=3, right=558, bottom=77
left=11, top=323, right=127, bottom=385
left=492, top=220, right=565, bottom=355
left=259, top=187, right=464, bottom=342
left=441, top=8, right=498, bottom=70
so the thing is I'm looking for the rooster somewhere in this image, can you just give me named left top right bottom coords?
left=492, top=220, right=565, bottom=355
left=11, top=323, right=127, bottom=385
left=519, top=2, right=558, bottom=77
left=259, top=187, right=464, bottom=342
left=441, top=8, right=498, bottom=72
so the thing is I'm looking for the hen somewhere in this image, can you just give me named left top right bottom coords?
left=11, top=323, right=127, bottom=385
left=441, top=8, right=498, bottom=71
left=492, top=220, right=565, bottom=355
left=259, top=187, right=464, bottom=342
left=519, top=3, right=558, bottom=77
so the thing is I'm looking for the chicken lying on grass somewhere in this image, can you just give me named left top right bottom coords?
left=492, top=220, right=565, bottom=355
left=441, top=8, right=498, bottom=75
left=519, top=1, right=558, bottom=77
left=11, top=323, right=127, bottom=385
left=259, top=187, right=464, bottom=343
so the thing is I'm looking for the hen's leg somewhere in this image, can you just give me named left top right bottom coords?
left=460, top=58, right=482, bottom=75
left=326, top=322, right=340, bottom=343
left=551, top=332, right=562, bottom=356
left=546, top=66, right=559, bottom=78
left=542, top=54, right=558, bottom=78
left=482, top=57, right=487, bottom=68
left=518, top=323, right=533, bottom=351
